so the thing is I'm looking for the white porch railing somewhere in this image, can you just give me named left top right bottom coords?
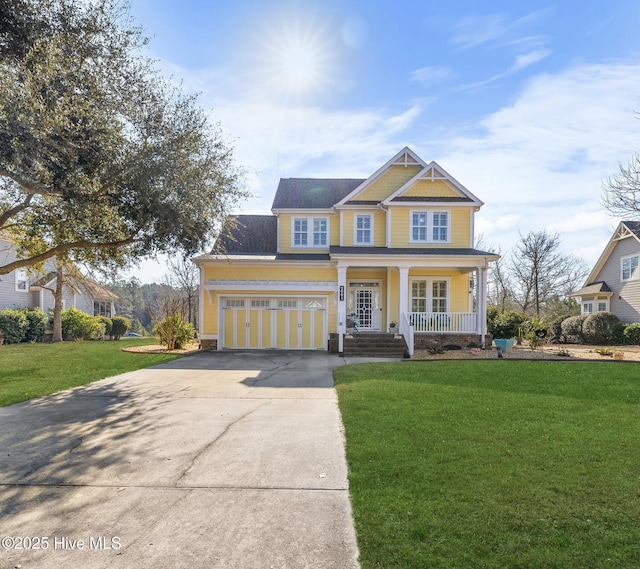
left=407, top=312, right=478, bottom=334
left=399, top=312, right=414, bottom=356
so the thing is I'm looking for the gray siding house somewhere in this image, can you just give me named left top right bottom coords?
left=0, top=239, right=117, bottom=316
left=572, top=221, right=640, bottom=323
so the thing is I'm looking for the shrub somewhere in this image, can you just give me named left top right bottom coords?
left=561, top=314, right=587, bottom=344
left=97, top=316, right=113, bottom=338
left=0, top=309, right=28, bottom=344
left=547, top=317, right=566, bottom=344
left=153, top=314, right=195, bottom=350
left=610, top=322, right=628, bottom=344
left=111, top=316, right=131, bottom=340
left=582, top=312, right=620, bottom=345
left=623, top=323, right=640, bottom=345
left=488, top=310, right=526, bottom=339
left=61, top=308, right=105, bottom=340
left=131, top=318, right=147, bottom=336
left=21, top=307, right=47, bottom=343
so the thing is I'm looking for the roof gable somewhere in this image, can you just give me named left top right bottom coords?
left=336, top=147, right=427, bottom=206
left=583, top=221, right=640, bottom=285
left=382, top=161, right=483, bottom=206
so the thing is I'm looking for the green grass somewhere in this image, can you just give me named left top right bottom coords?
left=334, top=361, right=640, bottom=569
left=0, top=339, right=181, bottom=407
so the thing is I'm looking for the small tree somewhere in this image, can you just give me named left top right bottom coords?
left=151, top=296, right=194, bottom=350
left=111, top=316, right=131, bottom=340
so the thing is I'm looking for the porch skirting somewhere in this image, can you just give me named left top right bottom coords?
left=414, top=333, right=491, bottom=350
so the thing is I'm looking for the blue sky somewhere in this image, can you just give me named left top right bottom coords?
left=126, top=0, right=640, bottom=282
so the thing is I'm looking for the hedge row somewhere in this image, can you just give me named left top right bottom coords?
left=0, top=308, right=131, bottom=343
left=550, top=312, right=640, bottom=345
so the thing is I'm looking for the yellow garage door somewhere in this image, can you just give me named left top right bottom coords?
left=221, top=297, right=326, bottom=350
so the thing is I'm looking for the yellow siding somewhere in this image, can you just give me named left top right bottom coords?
left=374, top=211, right=387, bottom=246
left=451, top=209, right=471, bottom=247
left=357, top=165, right=422, bottom=202
left=342, top=212, right=354, bottom=246
left=330, top=214, right=340, bottom=245
left=342, top=211, right=387, bottom=247
left=389, top=207, right=472, bottom=248
left=402, top=179, right=459, bottom=198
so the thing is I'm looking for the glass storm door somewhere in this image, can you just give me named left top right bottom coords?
left=350, top=284, right=381, bottom=330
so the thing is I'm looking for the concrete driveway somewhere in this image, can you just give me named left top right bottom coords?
left=0, top=351, right=379, bottom=569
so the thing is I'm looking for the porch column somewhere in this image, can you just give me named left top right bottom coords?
left=477, top=266, right=488, bottom=341
left=398, top=266, right=409, bottom=319
left=337, top=265, right=347, bottom=356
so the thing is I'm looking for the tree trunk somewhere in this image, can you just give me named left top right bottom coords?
left=51, top=265, right=65, bottom=342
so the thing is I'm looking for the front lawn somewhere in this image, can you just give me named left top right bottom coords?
left=335, top=361, right=640, bottom=569
left=0, top=339, right=180, bottom=407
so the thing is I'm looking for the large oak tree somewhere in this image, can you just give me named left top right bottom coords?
left=0, top=0, right=246, bottom=276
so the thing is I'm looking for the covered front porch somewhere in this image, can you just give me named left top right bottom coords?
left=333, top=254, right=491, bottom=357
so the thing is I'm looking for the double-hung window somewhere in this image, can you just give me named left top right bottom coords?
left=313, top=218, right=327, bottom=246
left=432, top=212, right=448, bottom=242
left=412, top=213, right=427, bottom=242
left=292, top=217, right=328, bottom=248
left=294, top=219, right=308, bottom=246
left=410, top=279, right=448, bottom=313
left=622, top=255, right=639, bottom=281
left=15, top=269, right=29, bottom=292
left=355, top=214, right=372, bottom=245
left=411, top=211, right=450, bottom=243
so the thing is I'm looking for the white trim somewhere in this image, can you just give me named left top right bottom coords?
left=353, top=213, right=374, bottom=246
left=335, top=147, right=427, bottom=206
left=199, top=264, right=205, bottom=340
left=271, top=208, right=334, bottom=214
left=200, top=334, right=218, bottom=340
left=206, top=280, right=337, bottom=292
left=276, top=216, right=281, bottom=253
left=347, top=279, right=383, bottom=331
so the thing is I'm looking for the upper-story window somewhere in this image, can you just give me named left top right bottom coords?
left=410, top=210, right=450, bottom=243
left=292, top=217, right=328, bottom=248
left=432, top=212, right=448, bottom=241
left=622, top=255, right=639, bottom=281
left=15, top=269, right=29, bottom=292
left=355, top=214, right=372, bottom=245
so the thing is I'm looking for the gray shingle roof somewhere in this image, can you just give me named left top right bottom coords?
left=571, top=281, right=612, bottom=296
left=272, top=178, right=364, bottom=209
left=213, top=215, right=277, bottom=254
left=622, top=221, right=640, bottom=238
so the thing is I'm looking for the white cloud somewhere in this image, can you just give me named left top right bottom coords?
left=436, top=62, right=640, bottom=265
left=410, top=66, right=454, bottom=86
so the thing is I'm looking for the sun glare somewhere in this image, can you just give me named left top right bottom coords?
left=261, top=17, right=335, bottom=99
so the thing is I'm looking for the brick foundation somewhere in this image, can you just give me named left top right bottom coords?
left=200, top=339, right=218, bottom=350
left=328, top=333, right=339, bottom=354
left=414, top=333, right=491, bottom=350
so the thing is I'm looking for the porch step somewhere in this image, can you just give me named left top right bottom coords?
left=343, top=333, right=408, bottom=358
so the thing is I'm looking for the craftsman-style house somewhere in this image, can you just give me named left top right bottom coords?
left=194, top=148, right=498, bottom=356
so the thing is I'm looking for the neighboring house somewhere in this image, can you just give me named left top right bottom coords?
left=193, top=147, right=499, bottom=356
left=0, top=239, right=117, bottom=317
left=571, top=221, right=640, bottom=322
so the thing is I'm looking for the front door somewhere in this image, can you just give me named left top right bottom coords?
left=349, top=283, right=381, bottom=330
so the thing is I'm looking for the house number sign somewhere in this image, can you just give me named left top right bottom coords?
left=339, top=286, right=345, bottom=301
